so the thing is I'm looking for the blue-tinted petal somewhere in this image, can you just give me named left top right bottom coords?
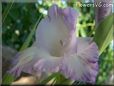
left=60, top=38, right=99, bottom=83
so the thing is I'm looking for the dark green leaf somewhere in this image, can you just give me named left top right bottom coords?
left=20, top=14, right=42, bottom=51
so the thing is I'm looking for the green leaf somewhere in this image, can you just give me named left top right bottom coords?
left=94, top=13, right=114, bottom=55
left=53, top=72, right=72, bottom=85
left=39, top=72, right=72, bottom=85
left=2, top=0, right=14, bottom=24
left=39, top=73, right=57, bottom=84
left=20, top=14, right=42, bottom=51
left=2, top=73, right=14, bottom=85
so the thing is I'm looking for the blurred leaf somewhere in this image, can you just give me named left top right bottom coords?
left=2, top=73, right=14, bottom=85
left=53, top=73, right=72, bottom=85
left=73, top=81, right=87, bottom=85
left=40, top=72, right=72, bottom=85
left=94, top=13, right=114, bottom=55
left=39, top=73, right=57, bottom=84
left=2, top=1, right=14, bottom=24
left=20, top=14, right=42, bottom=51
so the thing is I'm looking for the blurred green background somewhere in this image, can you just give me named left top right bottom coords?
left=2, top=0, right=113, bottom=84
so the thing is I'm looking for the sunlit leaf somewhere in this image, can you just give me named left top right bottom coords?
left=39, top=73, right=57, bottom=84
left=39, top=72, right=72, bottom=85
left=53, top=73, right=72, bottom=85
left=20, top=14, right=42, bottom=51
left=94, top=13, right=114, bottom=55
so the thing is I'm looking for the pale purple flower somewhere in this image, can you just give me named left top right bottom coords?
left=9, top=4, right=99, bottom=83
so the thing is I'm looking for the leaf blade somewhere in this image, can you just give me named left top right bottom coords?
left=94, top=13, right=114, bottom=55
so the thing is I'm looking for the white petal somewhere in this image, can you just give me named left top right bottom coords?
left=33, top=56, right=61, bottom=75
left=35, top=5, right=79, bottom=57
left=76, top=37, right=93, bottom=54
left=60, top=38, right=99, bottom=83
left=60, top=54, right=86, bottom=80
left=9, top=46, right=51, bottom=77
left=36, top=16, right=69, bottom=57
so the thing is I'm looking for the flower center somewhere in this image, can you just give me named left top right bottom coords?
left=49, top=40, right=64, bottom=57
left=36, top=16, right=69, bottom=57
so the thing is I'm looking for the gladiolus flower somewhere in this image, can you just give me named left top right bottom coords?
left=9, top=4, right=99, bottom=83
